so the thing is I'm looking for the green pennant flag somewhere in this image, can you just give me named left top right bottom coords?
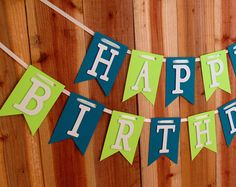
left=188, top=111, right=217, bottom=160
left=123, top=50, right=163, bottom=105
left=0, top=65, right=65, bottom=135
left=100, top=110, right=144, bottom=164
left=200, top=50, right=231, bottom=101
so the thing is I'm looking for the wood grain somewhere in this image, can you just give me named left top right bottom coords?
left=0, top=0, right=45, bottom=187
left=1, top=0, right=236, bottom=187
left=178, top=0, right=216, bottom=187
left=216, top=1, right=236, bottom=187
left=82, top=1, right=141, bottom=186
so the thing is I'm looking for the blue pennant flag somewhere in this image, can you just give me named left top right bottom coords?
left=165, top=57, right=195, bottom=106
left=218, top=99, right=236, bottom=146
left=148, top=118, right=181, bottom=165
left=50, top=92, right=104, bottom=154
left=74, top=32, right=128, bottom=96
left=228, top=43, right=236, bottom=75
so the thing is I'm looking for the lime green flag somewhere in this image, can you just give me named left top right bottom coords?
left=0, top=65, right=65, bottom=135
left=123, top=50, right=163, bottom=105
left=201, top=50, right=231, bottom=101
left=100, top=110, right=144, bottom=164
left=188, top=111, right=217, bottom=160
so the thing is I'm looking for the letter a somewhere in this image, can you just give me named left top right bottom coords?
left=132, top=62, right=151, bottom=92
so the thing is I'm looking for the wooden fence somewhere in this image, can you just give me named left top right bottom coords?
left=0, top=0, right=236, bottom=186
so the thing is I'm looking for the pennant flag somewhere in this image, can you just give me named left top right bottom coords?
left=218, top=99, right=236, bottom=146
left=74, top=32, right=128, bottom=96
left=123, top=50, right=163, bottom=104
left=227, top=43, right=236, bottom=74
left=50, top=93, right=104, bottom=154
left=166, top=57, right=195, bottom=106
left=100, top=111, right=144, bottom=164
left=0, top=65, right=65, bottom=134
left=148, top=118, right=181, bottom=165
left=200, top=50, right=231, bottom=101
left=188, top=111, right=217, bottom=160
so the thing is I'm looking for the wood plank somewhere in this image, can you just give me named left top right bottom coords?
left=25, top=0, right=90, bottom=186
left=0, top=0, right=45, bottom=187
left=83, top=0, right=141, bottom=186
left=25, top=0, right=141, bottom=186
left=176, top=0, right=195, bottom=186
left=178, top=0, right=216, bottom=186
left=133, top=0, right=181, bottom=186
left=155, top=1, right=181, bottom=186
left=132, top=0, right=159, bottom=186
left=216, top=1, right=236, bottom=187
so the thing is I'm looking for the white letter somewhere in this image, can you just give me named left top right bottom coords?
left=207, top=59, right=224, bottom=88
left=87, top=43, right=119, bottom=81
left=233, top=46, right=236, bottom=55
left=172, top=64, right=191, bottom=94
left=194, top=119, right=212, bottom=148
left=131, top=62, right=151, bottom=92
left=67, top=104, right=91, bottom=138
left=14, top=77, right=51, bottom=115
left=111, top=119, right=134, bottom=151
left=157, top=125, right=175, bottom=153
left=225, top=106, right=236, bottom=134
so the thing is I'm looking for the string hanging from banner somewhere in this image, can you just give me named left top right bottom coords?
left=40, top=0, right=229, bottom=62
left=0, top=42, right=219, bottom=123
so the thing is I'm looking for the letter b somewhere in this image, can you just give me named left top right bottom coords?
left=14, top=77, right=51, bottom=116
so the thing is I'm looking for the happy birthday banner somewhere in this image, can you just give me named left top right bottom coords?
left=1, top=54, right=236, bottom=165
left=1, top=0, right=236, bottom=165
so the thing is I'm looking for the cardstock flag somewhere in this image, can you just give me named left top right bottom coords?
left=100, top=111, right=144, bottom=164
left=166, top=57, right=195, bottom=106
left=123, top=50, right=163, bottom=105
left=201, top=50, right=231, bottom=101
left=0, top=65, right=65, bottom=134
left=74, top=32, right=128, bottom=96
left=218, top=99, right=236, bottom=146
left=227, top=43, right=236, bottom=75
left=50, top=93, right=104, bottom=154
left=188, top=111, right=217, bottom=160
left=148, top=118, right=181, bottom=165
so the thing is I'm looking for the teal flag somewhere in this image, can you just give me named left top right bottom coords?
left=218, top=99, right=236, bottom=146
left=75, top=32, right=128, bottom=96
left=227, top=43, right=236, bottom=75
left=148, top=118, right=181, bottom=165
left=50, top=93, right=104, bottom=154
left=165, top=57, right=195, bottom=106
